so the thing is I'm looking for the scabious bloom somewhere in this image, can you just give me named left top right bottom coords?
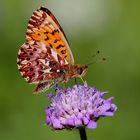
left=45, top=84, right=117, bottom=130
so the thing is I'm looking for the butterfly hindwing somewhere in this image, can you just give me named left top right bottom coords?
left=34, top=81, right=55, bottom=94
left=17, top=42, right=68, bottom=84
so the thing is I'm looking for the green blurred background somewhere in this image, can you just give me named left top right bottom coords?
left=0, top=0, right=140, bottom=140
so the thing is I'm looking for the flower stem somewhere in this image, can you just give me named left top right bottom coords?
left=79, top=127, right=87, bottom=140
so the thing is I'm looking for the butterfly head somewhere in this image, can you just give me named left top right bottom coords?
left=73, top=64, right=88, bottom=78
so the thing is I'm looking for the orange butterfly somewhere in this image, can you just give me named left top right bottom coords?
left=17, top=7, right=88, bottom=93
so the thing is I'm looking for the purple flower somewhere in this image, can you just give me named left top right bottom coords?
left=45, top=85, right=117, bottom=130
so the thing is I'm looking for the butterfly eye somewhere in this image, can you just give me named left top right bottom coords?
left=77, top=68, right=83, bottom=75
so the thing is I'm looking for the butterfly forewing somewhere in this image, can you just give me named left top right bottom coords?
left=26, top=7, right=74, bottom=64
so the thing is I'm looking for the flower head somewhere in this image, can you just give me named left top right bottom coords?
left=45, top=85, right=117, bottom=130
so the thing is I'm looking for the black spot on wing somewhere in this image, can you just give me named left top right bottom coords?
left=56, top=44, right=65, bottom=49
left=44, top=36, right=49, bottom=41
left=52, top=29, right=59, bottom=35
left=61, top=50, right=66, bottom=54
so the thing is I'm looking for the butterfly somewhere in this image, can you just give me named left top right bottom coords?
left=17, top=7, right=88, bottom=94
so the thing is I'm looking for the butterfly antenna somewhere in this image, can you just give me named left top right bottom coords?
left=74, top=78, right=77, bottom=84
left=86, top=60, right=97, bottom=66
left=86, top=50, right=106, bottom=66
left=54, top=81, right=58, bottom=92
left=92, top=50, right=100, bottom=57
left=85, top=50, right=100, bottom=66
left=87, top=57, right=107, bottom=66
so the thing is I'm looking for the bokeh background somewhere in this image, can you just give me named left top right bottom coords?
left=0, top=0, right=140, bottom=140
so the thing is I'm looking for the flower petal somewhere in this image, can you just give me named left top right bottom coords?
left=87, top=120, right=97, bottom=129
left=52, top=119, right=63, bottom=129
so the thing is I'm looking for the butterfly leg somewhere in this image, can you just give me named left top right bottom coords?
left=74, top=78, right=77, bottom=84
left=62, top=82, right=67, bottom=103
left=80, top=76, right=85, bottom=83
left=62, top=82, right=67, bottom=92
left=54, top=81, right=59, bottom=92
left=80, top=76, right=87, bottom=86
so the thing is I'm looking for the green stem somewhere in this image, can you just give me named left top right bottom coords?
left=79, top=127, right=87, bottom=140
